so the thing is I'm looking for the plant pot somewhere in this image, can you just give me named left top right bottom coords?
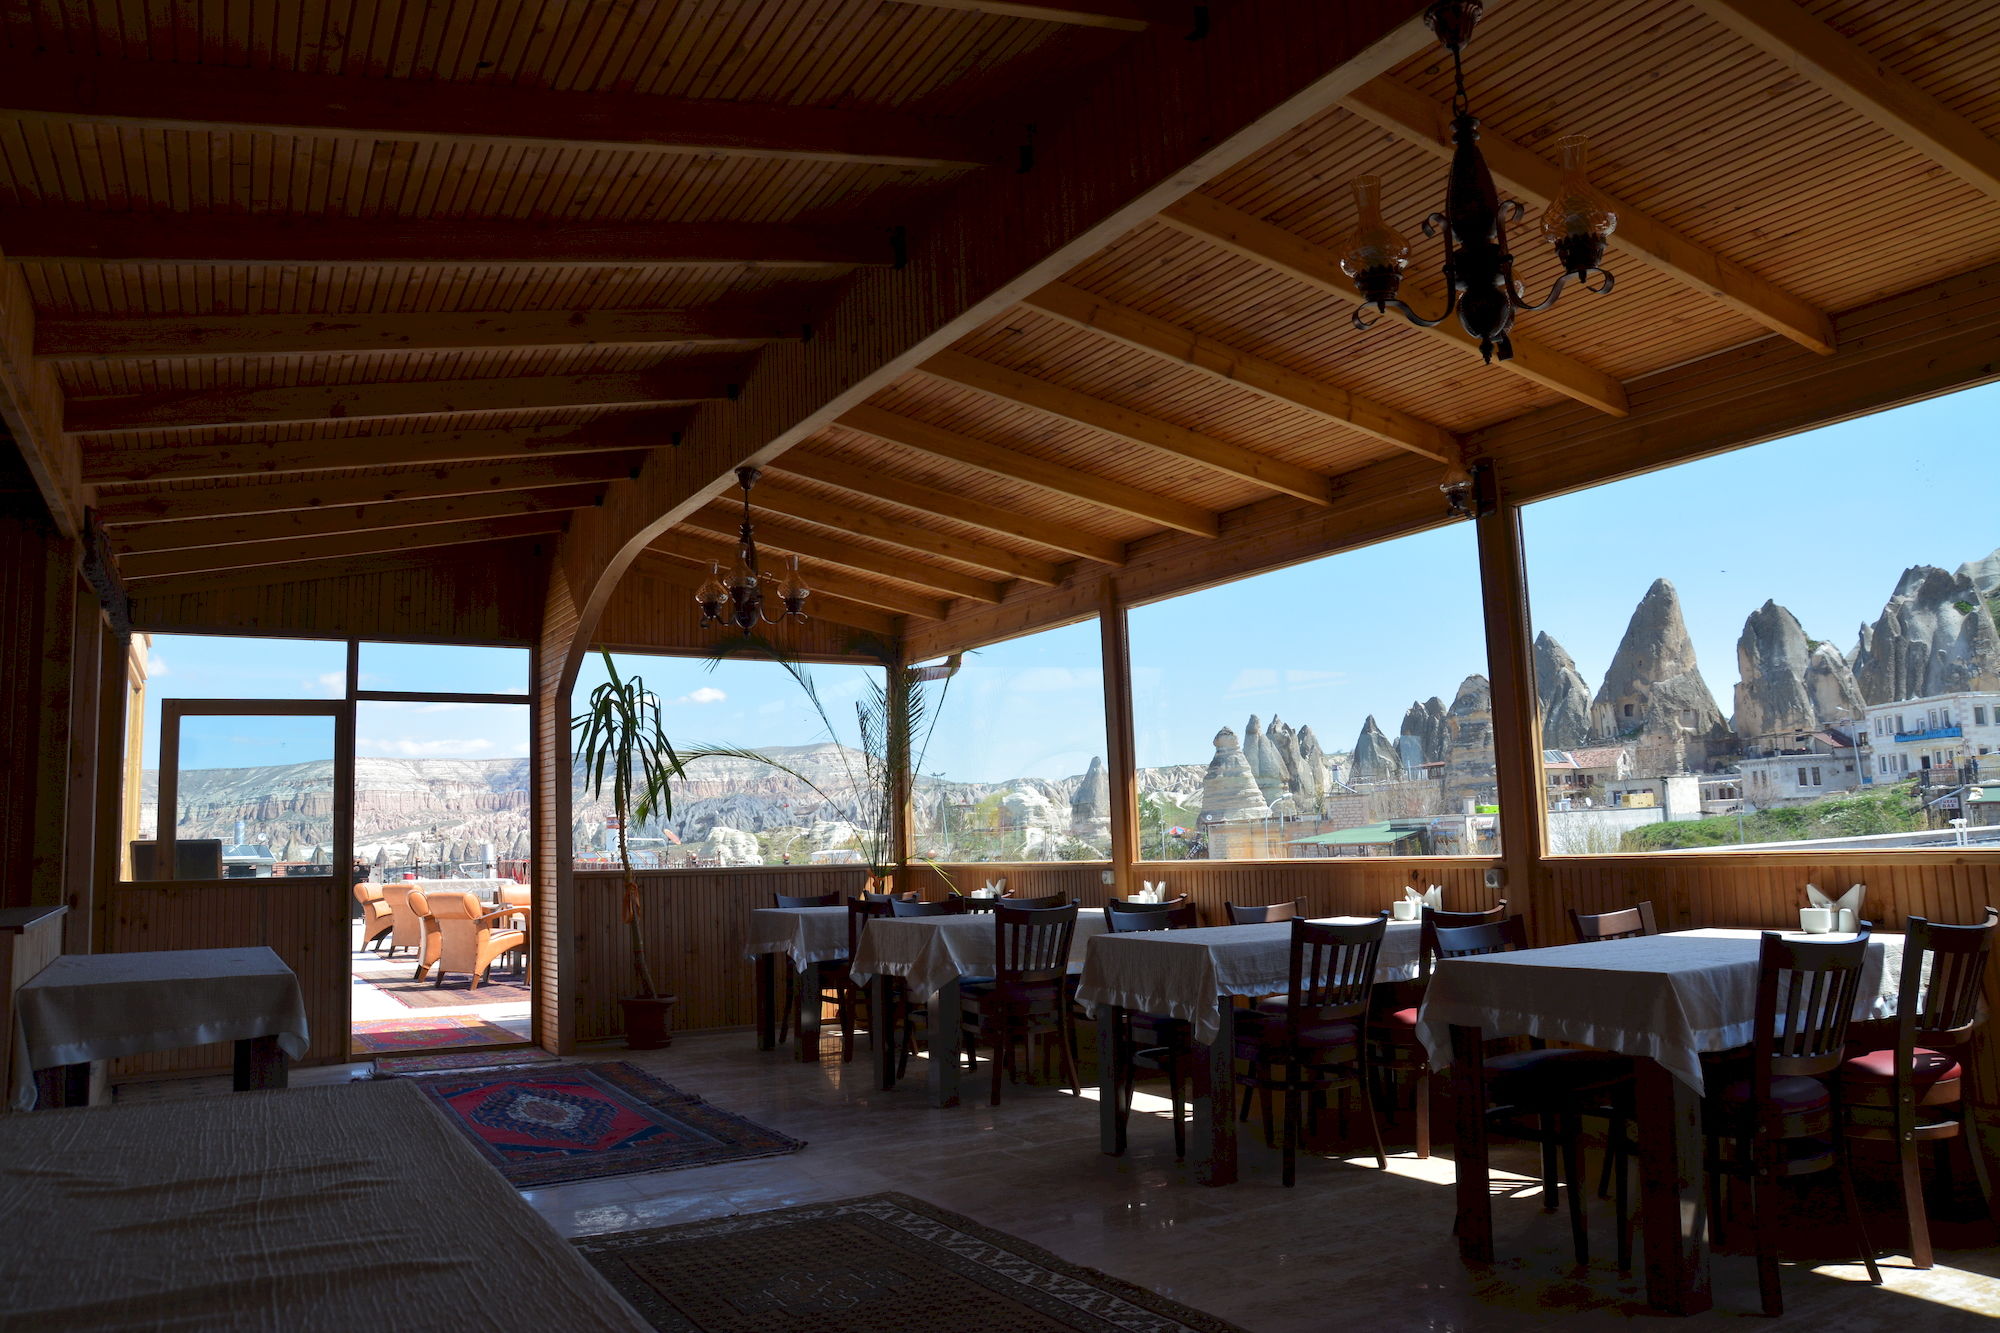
left=620, top=995, right=679, bottom=1050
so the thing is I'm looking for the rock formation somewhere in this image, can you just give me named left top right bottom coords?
left=1267, top=716, right=1307, bottom=796
left=1533, top=632, right=1593, bottom=749
left=1443, top=675, right=1498, bottom=808
left=1732, top=601, right=1823, bottom=738
left=1348, top=715, right=1403, bottom=783
left=1589, top=579, right=1731, bottom=769
left=1804, top=642, right=1867, bottom=726
left=1200, top=727, right=1271, bottom=823
left=1851, top=565, right=2000, bottom=703
left=1242, top=715, right=1290, bottom=805
left=1959, top=546, right=2000, bottom=598
left=1297, top=726, right=1335, bottom=802
left=1069, top=755, right=1111, bottom=840
left=1399, top=697, right=1451, bottom=764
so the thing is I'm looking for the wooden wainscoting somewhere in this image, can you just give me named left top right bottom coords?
left=572, top=867, right=868, bottom=1042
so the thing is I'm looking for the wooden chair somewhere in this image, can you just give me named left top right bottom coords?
left=1225, top=899, right=1302, bottom=924
left=1839, top=907, right=1998, bottom=1269
left=1365, top=900, right=1508, bottom=1157
left=772, top=890, right=842, bottom=1045
left=1232, top=915, right=1391, bottom=1185
left=891, top=897, right=965, bottom=917
left=960, top=903, right=1081, bottom=1106
left=352, top=882, right=393, bottom=952
left=1569, top=901, right=1657, bottom=941
left=383, top=881, right=423, bottom=959
left=949, top=892, right=1003, bottom=913
left=1105, top=899, right=1200, bottom=1155
left=421, top=890, right=528, bottom=989
left=1116, top=894, right=1190, bottom=909
left=774, top=891, right=842, bottom=908
left=406, top=889, right=441, bottom=980
left=1105, top=901, right=1199, bottom=933
left=1011, top=891, right=1070, bottom=909
left=1703, top=929, right=1883, bottom=1315
left=1428, top=899, right=1508, bottom=930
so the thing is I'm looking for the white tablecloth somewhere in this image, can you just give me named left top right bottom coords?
left=11, top=947, right=310, bottom=1111
left=1074, top=918, right=1424, bottom=1047
left=745, top=906, right=852, bottom=970
left=849, top=909, right=1108, bottom=1002
left=1415, top=928, right=1903, bottom=1095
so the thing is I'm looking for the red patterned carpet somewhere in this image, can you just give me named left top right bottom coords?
left=351, top=1014, right=526, bottom=1054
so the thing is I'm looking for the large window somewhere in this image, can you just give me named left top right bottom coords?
left=910, top=620, right=1109, bottom=863
left=1522, top=384, right=2000, bottom=853
left=1128, top=525, right=1498, bottom=861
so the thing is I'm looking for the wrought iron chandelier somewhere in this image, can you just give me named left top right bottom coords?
left=695, top=467, right=810, bottom=634
left=1340, top=0, right=1616, bottom=363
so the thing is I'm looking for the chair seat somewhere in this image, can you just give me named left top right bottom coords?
left=1369, top=1005, right=1422, bottom=1035
left=1839, top=1046, right=1962, bottom=1087
left=1233, top=1012, right=1361, bottom=1054
left=960, top=978, right=1065, bottom=1012
left=1708, top=1074, right=1832, bottom=1116
left=1482, top=1048, right=1632, bottom=1105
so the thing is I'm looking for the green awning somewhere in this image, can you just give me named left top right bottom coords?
left=1287, top=822, right=1418, bottom=847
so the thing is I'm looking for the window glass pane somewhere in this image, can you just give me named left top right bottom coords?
left=570, top=652, right=881, bottom=869
left=1523, top=385, right=2000, bottom=853
left=355, top=701, right=530, bottom=879
left=149, top=712, right=337, bottom=879
left=1129, top=525, right=1497, bottom=861
left=912, top=620, right=1109, bottom=863
left=358, top=641, right=528, bottom=694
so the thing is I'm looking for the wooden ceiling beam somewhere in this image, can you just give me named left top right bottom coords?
left=3, top=55, right=1003, bottom=170
left=37, top=305, right=808, bottom=364
left=1690, top=0, right=2000, bottom=205
left=2, top=211, right=896, bottom=269
left=681, top=504, right=1006, bottom=602
left=920, top=349, right=1336, bottom=503
left=1340, top=78, right=1837, bottom=355
left=67, top=367, right=740, bottom=435
left=110, top=484, right=608, bottom=555
left=632, top=550, right=900, bottom=637
left=1158, top=193, right=1630, bottom=416
left=1021, top=280, right=1456, bottom=460
left=94, top=453, right=644, bottom=525
left=890, top=0, right=1147, bottom=29
left=81, top=415, right=679, bottom=486
left=836, top=403, right=1219, bottom=537
left=750, top=478, right=1065, bottom=584
left=648, top=531, right=951, bottom=619
left=773, top=445, right=1128, bottom=564
left=120, top=513, right=568, bottom=581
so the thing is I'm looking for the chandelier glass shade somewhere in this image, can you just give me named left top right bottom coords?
left=694, top=467, right=811, bottom=634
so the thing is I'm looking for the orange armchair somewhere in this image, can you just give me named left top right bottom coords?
left=407, top=888, right=442, bottom=981
left=383, top=882, right=425, bottom=959
left=422, top=890, right=527, bottom=990
left=352, top=882, right=394, bottom=952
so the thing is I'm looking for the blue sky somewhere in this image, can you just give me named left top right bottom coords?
left=140, top=382, right=1999, bottom=782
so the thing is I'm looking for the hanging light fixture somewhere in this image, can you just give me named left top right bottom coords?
left=1339, top=0, right=1616, bottom=364
left=695, top=467, right=810, bottom=634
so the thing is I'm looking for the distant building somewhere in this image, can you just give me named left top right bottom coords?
left=1860, top=691, right=2000, bottom=783
left=1543, top=744, right=1633, bottom=810
left=1735, top=728, right=1862, bottom=806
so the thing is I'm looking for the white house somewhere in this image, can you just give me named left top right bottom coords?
left=1735, top=729, right=1862, bottom=806
left=1861, top=690, right=2000, bottom=784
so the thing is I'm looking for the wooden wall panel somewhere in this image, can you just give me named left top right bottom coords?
left=904, top=859, right=1498, bottom=921
left=0, top=485, right=77, bottom=912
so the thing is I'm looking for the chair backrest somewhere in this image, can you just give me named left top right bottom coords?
left=1426, top=900, right=1508, bottom=930
left=1225, top=899, right=1300, bottom=925
left=1012, top=891, right=1070, bottom=909
left=993, top=903, right=1078, bottom=984
left=407, top=888, right=433, bottom=919
left=774, top=891, right=842, bottom=908
left=1752, top=927, right=1872, bottom=1083
left=1429, top=914, right=1529, bottom=962
left=1900, top=907, right=1997, bottom=1050
left=499, top=885, right=532, bottom=907
left=862, top=890, right=898, bottom=903
left=891, top=897, right=964, bottom=917
left=1104, top=902, right=1200, bottom=933
left=1284, top=914, right=1389, bottom=1030
left=353, top=881, right=383, bottom=906
left=847, top=896, right=892, bottom=954
left=1115, top=895, right=1189, bottom=910
left=1569, top=901, right=1657, bottom=942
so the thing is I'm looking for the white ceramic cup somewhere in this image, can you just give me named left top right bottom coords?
left=1391, top=900, right=1419, bottom=921
left=1799, top=907, right=1834, bottom=934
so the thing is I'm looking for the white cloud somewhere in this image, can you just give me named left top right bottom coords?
left=357, top=737, right=495, bottom=757
left=676, top=686, right=727, bottom=705
left=146, top=653, right=169, bottom=677
left=312, top=672, right=346, bottom=697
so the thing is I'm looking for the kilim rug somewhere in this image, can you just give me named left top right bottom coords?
left=373, top=1046, right=561, bottom=1075
left=411, top=1062, right=805, bottom=1188
left=573, top=1192, right=1249, bottom=1333
left=352, top=955, right=532, bottom=1008
left=352, top=1014, right=527, bottom=1054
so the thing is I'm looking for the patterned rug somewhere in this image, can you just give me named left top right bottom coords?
left=411, top=1062, right=805, bottom=1188
left=574, top=1192, right=1249, bottom=1333
left=352, top=1014, right=527, bottom=1054
left=353, top=955, right=532, bottom=1008
left=374, top=1046, right=561, bottom=1075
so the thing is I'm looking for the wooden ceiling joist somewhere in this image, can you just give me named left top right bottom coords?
left=3, top=212, right=897, bottom=270
left=67, top=368, right=738, bottom=436
left=633, top=550, right=899, bottom=637
left=773, top=446, right=1128, bottom=564
left=1689, top=0, right=2000, bottom=205
left=836, top=403, right=1220, bottom=537
left=119, top=513, right=569, bottom=581
left=648, top=532, right=951, bottom=620
left=920, top=350, right=1337, bottom=503
left=680, top=505, right=1007, bottom=603
left=37, top=306, right=806, bottom=364
left=892, top=0, right=1148, bottom=29
left=81, top=417, right=678, bottom=487
left=1339, top=78, right=1837, bottom=355
left=94, top=454, right=644, bottom=526
left=1158, top=193, right=1631, bottom=416
left=4, top=56, right=1003, bottom=170
left=110, top=485, right=609, bottom=555
left=749, top=478, right=1065, bottom=584
left=1020, top=280, right=1457, bottom=460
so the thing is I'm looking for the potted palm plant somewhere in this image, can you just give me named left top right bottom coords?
left=573, top=652, right=683, bottom=1049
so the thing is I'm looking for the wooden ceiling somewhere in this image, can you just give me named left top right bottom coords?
left=8, top=0, right=2000, bottom=654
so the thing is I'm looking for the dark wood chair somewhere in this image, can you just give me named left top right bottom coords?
left=1839, top=906, right=1998, bottom=1270
left=1569, top=901, right=1658, bottom=941
left=1105, top=899, right=1200, bottom=1155
left=890, top=897, right=965, bottom=917
left=960, top=903, right=1081, bottom=1105
left=1704, top=929, right=1883, bottom=1315
left=1012, top=891, right=1071, bottom=909
left=1231, top=915, right=1390, bottom=1185
left=1225, top=899, right=1302, bottom=924
left=772, top=890, right=843, bottom=1044
left=1427, top=899, right=1508, bottom=930
left=1105, top=901, right=1199, bottom=933
left=1365, top=900, right=1508, bottom=1157
left=1116, top=894, right=1190, bottom=909
left=837, top=897, right=896, bottom=1064
left=949, top=892, right=1002, bottom=913
left=773, top=891, right=842, bottom=908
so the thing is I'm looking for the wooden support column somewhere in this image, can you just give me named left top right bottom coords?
left=1098, top=581, right=1139, bottom=895
left=61, top=583, right=103, bottom=953
left=887, top=658, right=915, bottom=888
left=1473, top=482, right=1555, bottom=943
left=0, top=483, right=78, bottom=912
left=532, top=568, right=580, bottom=1055
left=90, top=624, right=129, bottom=954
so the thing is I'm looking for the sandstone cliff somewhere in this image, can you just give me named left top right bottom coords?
left=1851, top=564, right=2000, bottom=703
left=1533, top=632, right=1593, bottom=749
left=1589, top=579, right=1731, bottom=766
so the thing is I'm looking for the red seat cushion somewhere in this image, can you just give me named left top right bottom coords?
left=1709, top=1074, right=1831, bottom=1115
left=1369, top=1006, right=1421, bottom=1034
left=1839, top=1046, right=1962, bottom=1086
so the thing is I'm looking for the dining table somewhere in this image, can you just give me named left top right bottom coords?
left=1075, top=917, right=1425, bottom=1185
left=1414, top=927, right=1904, bottom=1317
left=848, top=908, right=1109, bottom=1106
left=744, top=905, right=851, bottom=1061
